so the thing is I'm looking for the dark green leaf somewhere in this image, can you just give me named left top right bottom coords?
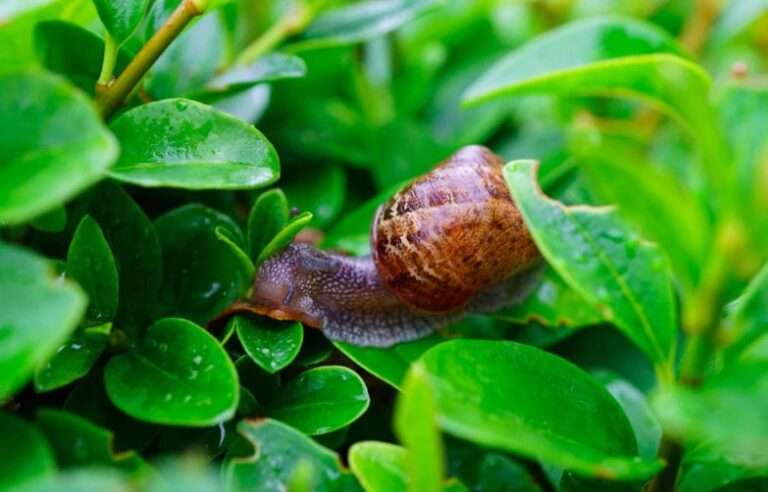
left=30, top=205, right=67, bottom=233
left=495, top=265, right=604, bottom=328
left=66, top=215, right=119, bottom=324
left=223, top=419, right=359, bottom=492
left=105, top=318, right=239, bottom=426
left=36, top=408, right=149, bottom=475
left=155, top=204, right=250, bottom=325
left=108, top=99, right=279, bottom=190
left=0, top=412, right=55, bottom=489
left=34, top=326, right=110, bottom=392
left=284, top=165, right=346, bottom=228
left=297, top=0, right=439, bottom=50
left=233, top=315, right=303, bottom=373
left=247, top=188, right=289, bottom=261
left=34, top=20, right=132, bottom=95
left=87, top=182, right=162, bottom=334
left=92, top=0, right=149, bottom=43
left=334, top=335, right=443, bottom=389
left=267, top=366, right=369, bottom=435
left=504, top=161, right=677, bottom=376
left=0, top=72, right=117, bottom=224
left=0, top=242, right=86, bottom=398
left=215, top=226, right=256, bottom=282
left=419, top=340, right=662, bottom=480
left=349, top=442, right=409, bottom=492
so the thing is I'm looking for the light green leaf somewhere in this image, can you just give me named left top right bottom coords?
left=349, top=442, right=409, bottom=492
left=247, top=188, right=289, bottom=261
left=0, top=72, right=117, bottom=224
left=92, top=0, right=149, bottom=43
left=234, top=315, right=303, bottom=373
left=0, top=412, right=56, bottom=489
left=504, top=160, right=677, bottom=375
left=256, top=211, right=313, bottom=264
left=0, top=242, right=87, bottom=398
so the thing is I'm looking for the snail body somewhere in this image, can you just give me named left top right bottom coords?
left=239, top=145, right=541, bottom=347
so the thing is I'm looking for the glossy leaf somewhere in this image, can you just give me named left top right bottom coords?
left=652, top=361, right=768, bottom=460
left=267, top=366, right=369, bottom=435
left=233, top=315, right=303, bottom=373
left=190, top=52, right=307, bottom=102
left=34, top=326, right=110, bottom=392
left=504, top=160, right=677, bottom=373
left=93, top=0, right=148, bottom=42
left=297, top=0, right=439, bottom=50
left=66, top=215, right=119, bottom=324
left=0, top=72, right=117, bottom=224
left=349, top=442, right=409, bottom=492
left=34, top=20, right=132, bottom=94
left=495, top=265, right=604, bottom=328
left=36, top=408, right=148, bottom=474
left=247, top=188, right=289, bottom=261
left=154, top=204, right=250, bottom=325
left=223, top=419, right=359, bottom=492
left=0, top=242, right=87, bottom=398
left=105, top=318, right=239, bottom=426
left=395, top=365, right=444, bottom=492
left=419, top=340, right=662, bottom=480
left=107, top=99, right=279, bottom=190
left=87, top=182, right=162, bottom=334
left=334, top=334, right=443, bottom=389
left=256, top=211, right=314, bottom=264
left=0, top=412, right=55, bottom=489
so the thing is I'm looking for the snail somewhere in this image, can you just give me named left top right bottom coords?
left=227, top=145, right=542, bottom=347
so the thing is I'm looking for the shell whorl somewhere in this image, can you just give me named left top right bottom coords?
left=371, top=145, right=539, bottom=313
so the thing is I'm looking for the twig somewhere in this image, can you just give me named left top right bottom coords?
left=96, top=0, right=205, bottom=119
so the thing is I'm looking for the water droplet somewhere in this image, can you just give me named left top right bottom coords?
left=175, top=100, right=189, bottom=111
left=193, top=355, right=203, bottom=365
left=70, top=343, right=82, bottom=350
left=164, top=393, right=173, bottom=402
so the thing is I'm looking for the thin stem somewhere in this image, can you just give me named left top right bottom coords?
left=679, top=0, right=724, bottom=55
left=97, top=32, right=118, bottom=86
left=235, top=1, right=313, bottom=66
left=645, top=436, right=683, bottom=492
left=96, top=0, right=203, bottom=120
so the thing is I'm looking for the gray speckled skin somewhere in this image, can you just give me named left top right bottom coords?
left=249, top=243, right=541, bottom=347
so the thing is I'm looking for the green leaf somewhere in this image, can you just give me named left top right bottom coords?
left=13, top=468, right=131, bottom=492
left=0, top=412, right=56, bottom=489
left=247, top=188, right=289, bottom=261
left=92, top=0, right=149, bottom=43
left=504, top=160, right=677, bottom=375
left=0, top=242, right=87, bottom=398
left=0, top=0, right=59, bottom=21
left=154, top=204, right=250, bottom=325
left=572, top=133, right=711, bottom=296
left=296, top=0, right=439, bottom=50
left=36, top=408, right=149, bottom=475
left=107, top=99, right=279, bottom=190
left=284, top=165, right=346, bottom=228
left=233, top=315, right=303, bottom=373
left=189, top=52, right=307, bottom=102
left=0, top=72, right=117, bottom=224
left=495, top=265, right=604, bottom=328
left=34, top=326, right=110, bottom=392
left=215, top=226, right=256, bottom=282
left=30, top=205, right=67, bottom=233
left=256, top=211, right=313, bottom=264
left=334, top=335, right=443, bottom=389
left=395, top=366, right=444, bottom=492
left=104, top=318, right=239, bottom=426
left=462, top=18, right=726, bottom=180
left=678, top=441, right=768, bottom=492
left=266, top=366, right=369, bottom=435
left=652, top=361, right=768, bottom=462
left=66, top=215, right=119, bottom=324
left=223, top=419, right=359, bottom=492
left=419, top=340, right=662, bottom=480
left=349, top=442, right=409, bottom=492
left=34, top=20, right=132, bottom=95
left=87, top=182, right=162, bottom=334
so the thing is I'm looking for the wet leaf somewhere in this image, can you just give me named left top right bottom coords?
left=233, top=315, right=303, bottom=373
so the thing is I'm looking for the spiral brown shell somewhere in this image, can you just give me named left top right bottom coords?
left=371, top=145, right=540, bottom=314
